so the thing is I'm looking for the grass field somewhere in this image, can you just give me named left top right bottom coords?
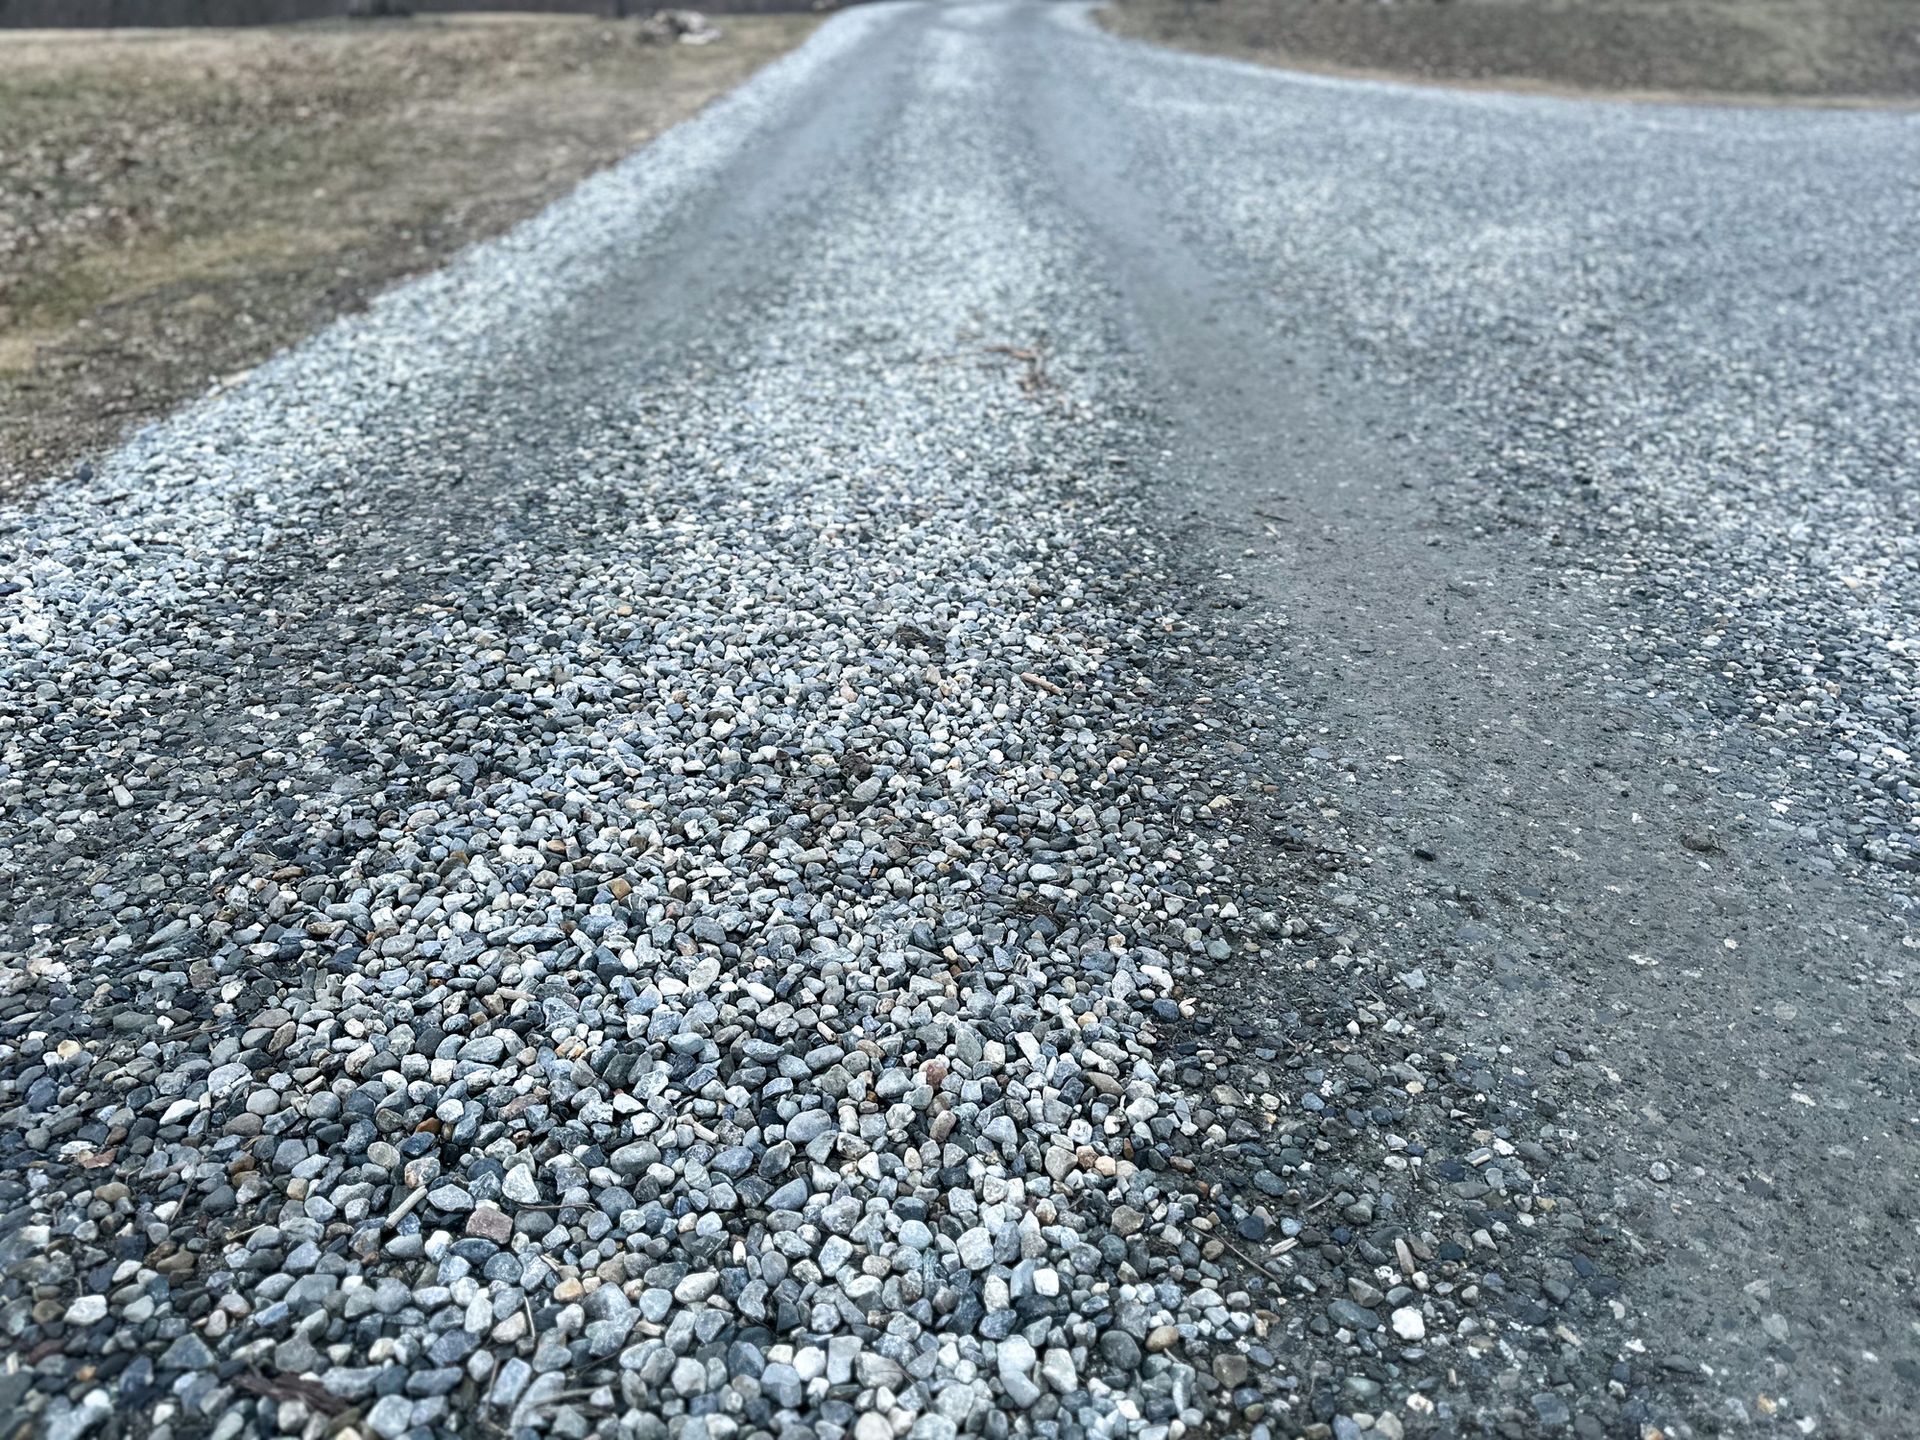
left=0, top=13, right=818, bottom=489
left=1100, top=0, right=1920, bottom=103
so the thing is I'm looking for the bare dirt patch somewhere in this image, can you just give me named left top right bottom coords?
left=0, top=12, right=818, bottom=492
left=1099, top=0, right=1920, bottom=104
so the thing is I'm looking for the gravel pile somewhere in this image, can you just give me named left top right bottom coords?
left=0, top=12, right=1279, bottom=1440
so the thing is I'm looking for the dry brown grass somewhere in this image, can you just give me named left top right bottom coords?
left=1099, top=0, right=1920, bottom=106
left=0, top=13, right=818, bottom=486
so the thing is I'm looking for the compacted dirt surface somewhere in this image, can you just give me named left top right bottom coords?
left=0, top=13, right=818, bottom=491
left=1099, top=0, right=1920, bottom=102
left=2, top=5, right=1918, bottom=1440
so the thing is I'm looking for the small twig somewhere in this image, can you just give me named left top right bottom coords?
left=522, top=1386, right=610, bottom=1411
left=384, top=1184, right=427, bottom=1229
left=1220, top=1235, right=1295, bottom=1287
left=233, top=1370, right=347, bottom=1416
left=983, top=342, right=1051, bottom=393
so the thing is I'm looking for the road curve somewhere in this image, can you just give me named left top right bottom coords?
left=2, top=5, right=1917, bottom=1440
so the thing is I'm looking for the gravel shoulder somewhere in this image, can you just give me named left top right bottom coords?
left=1098, top=0, right=1920, bottom=104
left=0, top=12, right=817, bottom=493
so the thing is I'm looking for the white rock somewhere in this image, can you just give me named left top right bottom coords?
left=502, top=1164, right=540, bottom=1204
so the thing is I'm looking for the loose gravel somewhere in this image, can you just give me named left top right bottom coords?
left=6, top=5, right=1920, bottom=1440
left=1073, top=48, right=1920, bottom=877
left=1036, top=10, right=1920, bottom=1438
left=2, top=11, right=1292, bottom=1440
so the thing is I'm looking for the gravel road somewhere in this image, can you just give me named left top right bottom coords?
left=3, top=5, right=1917, bottom=1440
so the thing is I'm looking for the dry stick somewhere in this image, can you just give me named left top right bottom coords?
left=234, top=1370, right=347, bottom=1416
left=384, top=1184, right=428, bottom=1229
left=981, top=342, right=1050, bottom=392
left=1221, top=1234, right=1296, bottom=1287
left=523, top=1387, right=610, bottom=1410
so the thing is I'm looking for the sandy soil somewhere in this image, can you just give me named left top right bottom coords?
left=0, top=12, right=818, bottom=492
left=1099, top=0, right=1920, bottom=104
